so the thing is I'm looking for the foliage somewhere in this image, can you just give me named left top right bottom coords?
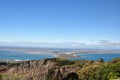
left=77, top=61, right=120, bottom=80
left=0, top=58, right=120, bottom=80
left=55, top=58, right=75, bottom=66
left=111, top=58, right=120, bottom=63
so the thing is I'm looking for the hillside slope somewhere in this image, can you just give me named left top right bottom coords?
left=0, top=58, right=120, bottom=80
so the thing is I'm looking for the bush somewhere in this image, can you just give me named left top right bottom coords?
left=55, top=59, right=75, bottom=66
left=77, top=60, right=120, bottom=80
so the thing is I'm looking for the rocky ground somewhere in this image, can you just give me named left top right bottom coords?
left=0, top=58, right=120, bottom=80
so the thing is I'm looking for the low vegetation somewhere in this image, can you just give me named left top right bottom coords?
left=0, top=58, right=120, bottom=80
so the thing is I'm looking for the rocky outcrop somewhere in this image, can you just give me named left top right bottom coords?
left=0, top=58, right=80, bottom=80
left=1, top=58, right=120, bottom=80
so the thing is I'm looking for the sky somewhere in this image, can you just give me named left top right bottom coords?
left=0, top=0, right=120, bottom=48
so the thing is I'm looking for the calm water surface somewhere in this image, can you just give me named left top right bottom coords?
left=0, top=50, right=54, bottom=60
left=74, top=53, right=120, bottom=61
left=0, top=50, right=120, bottom=61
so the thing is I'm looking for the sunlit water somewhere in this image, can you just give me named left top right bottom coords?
left=0, top=50, right=120, bottom=61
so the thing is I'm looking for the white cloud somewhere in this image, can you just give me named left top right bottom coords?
left=99, top=40, right=120, bottom=46
left=0, top=40, right=120, bottom=49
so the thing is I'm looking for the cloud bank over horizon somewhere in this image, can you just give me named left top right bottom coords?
left=0, top=40, right=120, bottom=49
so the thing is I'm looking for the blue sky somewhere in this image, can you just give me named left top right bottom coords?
left=0, top=0, right=120, bottom=48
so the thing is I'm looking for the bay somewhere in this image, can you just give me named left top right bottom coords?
left=0, top=50, right=120, bottom=61
left=0, top=50, right=54, bottom=61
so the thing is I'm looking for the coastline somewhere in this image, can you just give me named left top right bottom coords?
left=1, top=48, right=120, bottom=61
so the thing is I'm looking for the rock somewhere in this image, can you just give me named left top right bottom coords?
left=61, top=72, right=78, bottom=80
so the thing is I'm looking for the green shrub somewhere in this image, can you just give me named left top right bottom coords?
left=55, top=59, right=75, bottom=66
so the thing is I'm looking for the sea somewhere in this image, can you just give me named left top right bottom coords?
left=0, top=50, right=120, bottom=62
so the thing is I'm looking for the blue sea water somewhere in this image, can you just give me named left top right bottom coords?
left=0, top=50, right=120, bottom=61
left=74, top=53, right=120, bottom=61
left=0, top=50, right=54, bottom=61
